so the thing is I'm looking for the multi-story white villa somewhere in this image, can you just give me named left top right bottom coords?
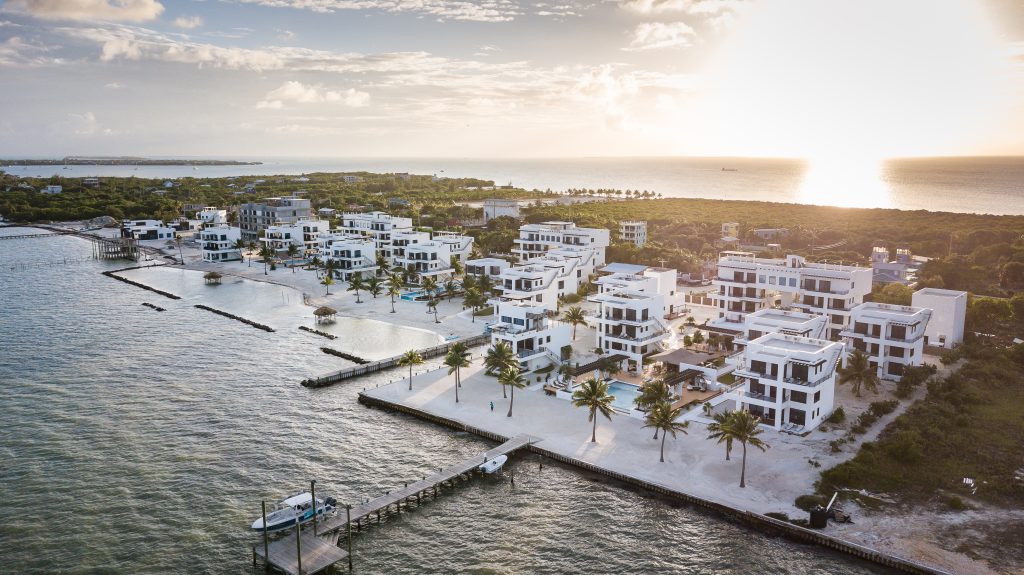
left=121, top=219, right=177, bottom=241
left=483, top=198, right=520, bottom=223
left=721, top=222, right=739, bottom=242
left=870, top=246, right=920, bottom=285
left=711, top=252, right=872, bottom=339
left=595, top=263, right=684, bottom=317
left=239, top=196, right=312, bottom=240
left=195, top=207, right=227, bottom=227
left=261, top=219, right=329, bottom=256
left=489, top=300, right=571, bottom=372
left=494, top=248, right=598, bottom=311
left=732, top=333, right=845, bottom=433
left=198, top=225, right=242, bottom=263
left=591, top=289, right=672, bottom=371
left=732, top=308, right=828, bottom=348
left=912, top=288, right=967, bottom=349
left=841, top=302, right=931, bottom=381
left=340, top=211, right=413, bottom=261
left=431, top=231, right=474, bottom=264
left=512, top=221, right=610, bottom=265
left=465, top=257, right=510, bottom=280
left=318, top=233, right=378, bottom=281
left=618, top=221, right=648, bottom=247
left=392, top=231, right=474, bottom=284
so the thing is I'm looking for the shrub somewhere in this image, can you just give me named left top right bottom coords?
left=945, top=495, right=968, bottom=511
left=829, top=440, right=843, bottom=453
left=560, top=293, right=582, bottom=305
left=851, top=424, right=867, bottom=435
left=795, top=494, right=826, bottom=511
left=868, top=400, right=899, bottom=418
left=826, top=407, right=846, bottom=424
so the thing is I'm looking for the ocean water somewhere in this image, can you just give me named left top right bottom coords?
left=0, top=228, right=896, bottom=574
left=4, top=156, right=1023, bottom=215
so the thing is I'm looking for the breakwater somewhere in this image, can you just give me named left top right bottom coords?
left=321, top=347, right=370, bottom=364
left=193, top=305, right=275, bottom=332
left=141, top=302, right=166, bottom=312
left=301, top=333, right=491, bottom=388
left=299, top=326, right=337, bottom=339
left=357, top=392, right=955, bottom=575
left=102, top=268, right=180, bottom=299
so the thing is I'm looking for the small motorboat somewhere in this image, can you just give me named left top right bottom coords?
left=251, top=492, right=337, bottom=532
left=478, top=454, right=507, bottom=474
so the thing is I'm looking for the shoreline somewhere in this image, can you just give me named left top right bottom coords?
left=357, top=391, right=952, bottom=575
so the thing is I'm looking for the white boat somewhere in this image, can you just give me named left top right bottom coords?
left=250, top=492, right=336, bottom=532
left=478, top=454, right=507, bottom=474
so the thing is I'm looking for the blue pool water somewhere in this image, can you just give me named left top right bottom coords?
left=607, top=380, right=640, bottom=411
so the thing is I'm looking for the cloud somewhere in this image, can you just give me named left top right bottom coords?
left=104, top=81, right=123, bottom=88
left=3, top=0, right=165, bottom=22
left=624, top=21, right=695, bottom=51
left=257, top=81, right=370, bottom=109
left=172, top=15, right=202, bottom=29
left=276, top=29, right=295, bottom=41
left=0, top=35, right=61, bottom=66
left=229, top=0, right=520, bottom=22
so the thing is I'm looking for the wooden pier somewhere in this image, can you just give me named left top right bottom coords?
left=301, top=333, right=492, bottom=388
left=253, top=434, right=537, bottom=575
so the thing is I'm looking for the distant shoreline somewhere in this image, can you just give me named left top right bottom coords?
left=0, top=158, right=261, bottom=166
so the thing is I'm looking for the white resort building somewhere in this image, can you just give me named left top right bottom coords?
left=318, top=234, right=378, bottom=281
left=465, top=257, right=510, bottom=280
left=493, top=248, right=598, bottom=312
left=841, top=302, right=932, bottom=381
left=870, top=246, right=921, bottom=285
left=239, top=196, right=312, bottom=240
left=911, top=288, right=967, bottom=349
left=711, top=252, right=873, bottom=339
left=198, top=225, right=242, bottom=263
left=732, top=308, right=828, bottom=349
left=590, top=287, right=673, bottom=371
left=512, top=221, right=610, bottom=265
left=260, top=219, right=329, bottom=257
left=340, top=211, right=413, bottom=261
left=121, top=219, right=177, bottom=241
left=618, top=221, right=648, bottom=247
left=595, top=263, right=684, bottom=317
left=195, top=207, right=227, bottom=227
left=483, top=198, right=520, bottom=223
left=489, top=300, right=571, bottom=372
left=732, top=334, right=845, bottom=433
left=391, top=231, right=474, bottom=284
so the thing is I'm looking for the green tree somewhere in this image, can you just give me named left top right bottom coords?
left=635, top=380, right=672, bottom=438
left=463, top=288, right=486, bottom=322
left=499, top=366, right=528, bottom=417
left=643, top=402, right=689, bottom=462
left=258, top=243, right=274, bottom=275
left=692, top=330, right=705, bottom=345
left=720, top=410, right=770, bottom=488
left=366, top=275, right=383, bottom=299
left=233, top=238, right=247, bottom=264
left=572, top=378, right=615, bottom=443
left=706, top=411, right=736, bottom=461
left=561, top=305, right=587, bottom=340
left=247, top=240, right=259, bottom=267
left=286, top=244, right=299, bottom=272
left=444, top=278, right=458, bottom=302
left=838, top=349, right=880, bottom=397
left=348, top=273, right=365, bottom=303
left=422, top=276, right=439, bottom=297
left=320, top=274, right=334, bottom=295
left=398, top=349, right=424, bottom=391
left=485, top=342, right=517, bottom=398
left=387, top=279, right=401, bottom=313
left=444, top=344, right=471, bottom=402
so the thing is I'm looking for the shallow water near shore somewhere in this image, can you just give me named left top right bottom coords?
left=0, top=228, right=896, bottom=574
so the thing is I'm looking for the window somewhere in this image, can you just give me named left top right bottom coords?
left=759, top=274, right=767, bottom=283
left=768, top=276, right=776, bottom=285
left=814, top=391, right=821, bottom=403
left=789, top=277, right=797, bottom=287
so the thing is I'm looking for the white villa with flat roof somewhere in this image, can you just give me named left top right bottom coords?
left=619, top=220, right=647, bottom=247
left=912, top=288, right=967, bottom=349
left=871, top=246, right=921, bottom=285
left=842, top=302, right=931, bottom=381
left=493, top=248, right=598, bottom=312
left=732, top=334, right=845, bottom=433
left=483, top=198, right=520, bottom=223
left=340, top=211, right=413, bottom=261
left=198, top=225, right=242, bottom=262
left=732, top=308, right=828, bottom=348
left=596, top=263, right=684, bottom=317
left=489, top=300, right=570, bottom=372
left=318, top=233, right=378, bottom=281
left=261, top=219, right=329, bottom=256
left=711, top=252, right=872, bottom=339
left=466, top=257, right=510, bottom=280
left=590, top=288, right=672, bottom=371
left=195, top=207, right=227, bottom=227
left=391, top=230, right=474, bottom=284
left=512, top=221, right=609, bottom=265
left=121, top=219, right=177, bottom=241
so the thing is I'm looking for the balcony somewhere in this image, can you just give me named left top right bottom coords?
left=516, top=348, right=543, bottom=359
left=742, top=390, right=775, bottom=403
left=603, top=329, right=668, bottom=343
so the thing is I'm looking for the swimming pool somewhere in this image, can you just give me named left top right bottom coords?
left=607, top=380, right=640, bottom=411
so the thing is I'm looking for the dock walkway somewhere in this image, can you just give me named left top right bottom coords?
left=254, top=434, right=538, bottom=575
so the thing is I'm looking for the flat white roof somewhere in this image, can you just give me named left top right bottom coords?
left=914, top=288, right=967, bottom=298
left=601, top=262, right=649, bottom=274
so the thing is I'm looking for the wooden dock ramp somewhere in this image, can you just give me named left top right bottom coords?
left=253, top=434, right=538, bottom=573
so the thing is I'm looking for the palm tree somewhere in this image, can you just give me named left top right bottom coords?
left=478, top=274, right=493, bottom=297
left=258, top=243, right=274, bottom=275
left=635, top=380, right=672, bottom=437
left=599, top=356, right=621, bottom=380
left=643, top=402, right=689, bottom=462
left=348, top=273, right=365, bottom=303
left=706, top=411, right=736, bottom=461
left=174, top=234, right=184, bottom=265
left=398, top=349, right=424, bottom=391
left=286, top=244, right=299, bottom=272
left=572, top=378, right=615, bottom=443
left=375, top=252, right=389, bottom=276
left=450, top=257, right=464, bottom=278
left=246, top=240, right=258, bottom=267
left=387, top=280, right=401, bottom=313
left=838, top=349, right=879, bottom=397
left=561, top=305, right=587, bottom=340
left=444, top=344, right=471, bottom=402
left=722, top=410, right=770, bottom=488
left=422, top=276, right=439, bottom=298
left=485, top=342, right=517, bottom=398
left=444, top=279, right=458, bottom=302
left=499, top=366, right=527, bottom=417
left=461, top=274, right=478, bottom=293
left=321, top=274, right=334, bottom=295
left=233, top=238, right=247, bottom=264
left=463, top=288, right=486, bottom=322
left=366, top=275, right=383, bottom=299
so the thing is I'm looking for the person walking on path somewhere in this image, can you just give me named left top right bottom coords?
left=490, top=401, right=494, bottom=412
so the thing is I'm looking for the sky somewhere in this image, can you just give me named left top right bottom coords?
left=0, top=0, right=1022, bottom=158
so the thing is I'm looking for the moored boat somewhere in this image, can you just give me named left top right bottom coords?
left=478, top=454, right=507, bottom=474
left=250, top=492, right=337, bottom=532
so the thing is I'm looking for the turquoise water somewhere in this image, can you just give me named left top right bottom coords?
left=0, top=228, right=897, bottom=574
left=608, top=380, right=641, bottom=411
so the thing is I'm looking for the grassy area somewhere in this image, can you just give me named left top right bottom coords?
left=817, top=342, right=1024, bottom=505
left=473, top=306, right=494, bottom=316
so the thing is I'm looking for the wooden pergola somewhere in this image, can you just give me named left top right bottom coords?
left=313, top=306, right=337, bottom=324
left=204, top=271, right=223, bottom=285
